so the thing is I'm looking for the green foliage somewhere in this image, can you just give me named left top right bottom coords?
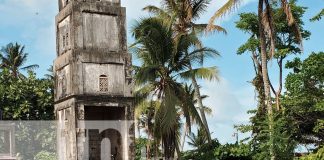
left=34, top=151, right=57, bottom=160
left=135, top=138, right=148, bottom=160
left=310, top=9, right=324, bottom=21
left=283, top=52, right=324, bottom=146
left=0, top=43, right=39, bottom=78
left=0, top=45, right=55, bottom=159
left=182, top=140, right=252, bottom=160
left=132, top=17, right=219, bottom=158
left=182, top=139, right=220, bottom=160
left=234, top=2, right=320, bottom=160
left=214, top=143, right=252, bottom=160
left=0, top=69, right=54, bottom=120
left=299, top=146, right=324, bottom=160
left=236, top=2, right=310, bottom=57
left=187, top=129, right=208, bottom=149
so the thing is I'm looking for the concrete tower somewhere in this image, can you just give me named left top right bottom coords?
left=54, top=0, right=134, bottom=159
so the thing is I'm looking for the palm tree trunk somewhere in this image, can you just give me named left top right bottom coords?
left=258, top=0, right=275, bottom=159
left=275, top=57, right=283, bottom=111
left=189, top=64, right=212, bottom=142
left=146, top=124, right=151, bottom=159
left=175, top=143, right=182, bottom=160
left=180, top=124, right=188, bottom=151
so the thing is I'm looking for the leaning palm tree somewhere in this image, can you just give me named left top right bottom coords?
left=132, top=17, right=219, bottom=158
left=180, top=84, right=213, bottom=151
left=0, top=43, right=39, bottom=78
left=144, top=0, right=223, bottom=142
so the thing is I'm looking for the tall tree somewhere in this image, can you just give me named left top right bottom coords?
left=132, top=17, right=219, bottom=158
left=209, top=1, right=304, bottom=159
left=284, top=52, right=324, bottom=148
left=0, top=69, right=54, bottom=120
left=144, top=0, right=223, bottom=142
left=187, top=129, right=208, bottom=149
left=0, top=43, right=39, bottom=78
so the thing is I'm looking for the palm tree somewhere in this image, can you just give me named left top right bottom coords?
left=144, top=0, right=223, bottom=142
left=44, top=65, right=54, bottom=81
left=0, top=43, right=39, bottom=78
left=187, top=129, right=208, bottom=149
left=135, top=100, right=158, bottom=159
left=144, top=0, right=226, bottom=35
left=132, top=17, right=219, bottom=158
left=180, top=84, right=213, bottom=151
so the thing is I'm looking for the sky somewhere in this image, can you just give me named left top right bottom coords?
left=0, top=0, right=323, bottom=147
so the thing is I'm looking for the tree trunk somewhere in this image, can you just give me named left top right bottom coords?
left=190, top=64, right=212, bottom=142
left=146, top=122, right=151, bottom=159
left=275, top=57, right=283, bottom=111
left=180, top=124, right=188, bottom=151
left=258, top=0, right=275, bottom=159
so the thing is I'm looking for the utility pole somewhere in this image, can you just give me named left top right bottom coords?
left=232, top=130, right=239, bottom=144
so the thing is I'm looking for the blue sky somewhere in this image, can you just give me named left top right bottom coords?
left=0, top=0, right=323, bottom=146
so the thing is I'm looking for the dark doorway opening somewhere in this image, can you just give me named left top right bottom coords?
left=84, top=106, right=125, bottom=160
left=85, top=106, right=125, bottom=120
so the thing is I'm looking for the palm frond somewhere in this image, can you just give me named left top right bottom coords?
left=179, top=66, right=220, bottom=81
left=280, top=0, right=303, bottom=48
left=143, top=5, right=172, bottom=20
left=188, top=47, right=220, bottom=65
left=134, top=84, right=156, bottom=106
left=192, top=0, right=210, bottom=20
left=207, top=0, right=242, bottom=31
left=134, top=65, right=160, bottom=86
left=20, top=64, right=39, bottom=71
left=310, top=9, right=324, bottom=21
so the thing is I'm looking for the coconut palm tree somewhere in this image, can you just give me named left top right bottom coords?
left=0, top=43, right=39, bottom=78
left=187, top=129, right=208, bottom=149
left=144, top=0, right=223, bottom=142
left=180, top=84, right=213, bottom=151
left=135, top=100, right=159, bottom=159
left=132, top=17, right=219, bottom=158
left=144, top=0, right=226, bottom=35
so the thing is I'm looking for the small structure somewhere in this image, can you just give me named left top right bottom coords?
left=54, top=0, right=134, bottom=159
left=0, top=123, right=16, bottom=160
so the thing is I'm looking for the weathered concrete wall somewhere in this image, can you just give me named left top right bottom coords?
left=83, top=63, right=124, bottom=94
left=82, top=13, right=119, bottom=51
left=58, top=16, right=71, bottom=55
left=55, top=98, right=77, bottom=160
left=59, top=0, right=121, bottom=11
left=56, top=64, right=71, bottom=100
left=53, top=51, right=131, bottom=101
left=54, top=0, right=134, bottom=159
left=56, top=1, right=127, bottom=54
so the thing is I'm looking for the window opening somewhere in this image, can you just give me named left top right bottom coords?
left=66, top=33, right=69, bottom=46
left=99, top=75, right=108, bottom=92
left=63, top=35, right=65, bottom=47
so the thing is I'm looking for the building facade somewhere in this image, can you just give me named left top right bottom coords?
left=54, top=0, right=134, bottom=159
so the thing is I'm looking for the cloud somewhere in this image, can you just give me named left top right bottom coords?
left=200, top=77, right=255, bottom=143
